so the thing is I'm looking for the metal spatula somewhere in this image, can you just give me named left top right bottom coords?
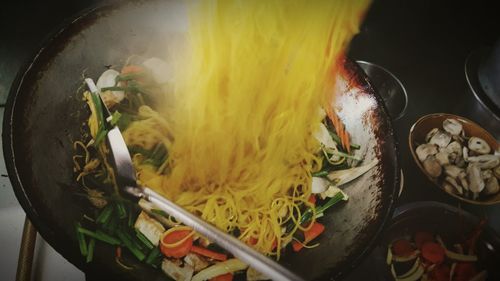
left=84, top=78, right=304, bottom=281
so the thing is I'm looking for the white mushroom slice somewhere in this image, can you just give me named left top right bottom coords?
left=455, top=156, right=467, bottom=168
left=463, top=147, right=469, bottom=162
left=446, top=141, right=463, bottom=156
left=467, top=155, right=500, bottom=169
left=142, top=57, right=173, bottom=84
left=134, top=211, right=165, bottom=246
left=468, top=137, right=491, bottom=155
left=444, top=165, right=463, bottom=178
left=452, top=134, right=465, bottom=144
left=445, top=176, right=463, bottom=195
left=482, top=170, right=493, bottom=180
left=247, top=267, right=270, bottom=281
left=443, top=119, right=463, bottom=135
left=184, top=253, right=210, bottom=272
left=96, top=69, right=125, bottom=108
left=495, top=165, right=500, bottom=179
left=467, top=164, right=485, bottom=194
left=327, top=159, right=378, bottom=186
left=311, top=177, right=329, bottom=193
left=449, top=153, right=458, bottom=164
left=435, top=151, right=450, bottom=166
left=422, top=156, right=442, bottom=178
left=425, top=128, right=440, bottom=143
left=162, top=259, right=194, bottom=281
left=443, top=182, right=455, bottom=194
left=458, top=171, right=469, bottom=191
left=415, top=144, right=438, bottom=162
left=96, top=69, right=120, bottom=90
left=429, top=130, right=452, bottom=148
left=485, top=176, right=499, bottom=195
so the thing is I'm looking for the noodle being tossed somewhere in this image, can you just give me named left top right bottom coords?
left=73, top=0, right=374, bottom=279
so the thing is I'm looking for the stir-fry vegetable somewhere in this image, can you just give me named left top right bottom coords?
left=73, top=56, right=376, bottom=280
left=386, top=223, right=488, bottom=281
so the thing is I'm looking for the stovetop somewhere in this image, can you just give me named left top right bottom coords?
left=1, top=0, right=499, bottom=280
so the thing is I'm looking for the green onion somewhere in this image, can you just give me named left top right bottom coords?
left=103, top=215, right=119, bottom=235
left=116, top=202, right=127, bottom=219
left=135, top=230, right=155, bottom=250
left=76, top=224, right=88, bottom=257
left=330, top=150, right=361, bottom=161
left=151, top=209, right=168, bottom=217
left=315, top=191, right=346, bottom=214
left=312, top=170, right=329, bottom=177
left=77, top=226, right=121, bottom=245
left=299, top=191, right=346, bottom=225
left=110, top=111, right=122, bottom=126
left=145, top=247, right=162, bottom=265
left=101, top=85, right=150, bottom=95
left=128, top=205, right=134, bottom=227
left=327, top=127, right=360, bottom=150
left=96, top=204, right=114, bottom=224
left=86, top=238, right=96, bottom=263
left=116, top=229, right=146, bottom=261
left=89, top=92, right=108, bottom=146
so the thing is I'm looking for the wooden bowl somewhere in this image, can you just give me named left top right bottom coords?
left=409, top=113, right=500, bottom=205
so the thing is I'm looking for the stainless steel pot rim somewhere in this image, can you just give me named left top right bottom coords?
left=355, top=60, right=408, bottom=121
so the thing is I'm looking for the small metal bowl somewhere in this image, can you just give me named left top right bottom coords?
left=372, top=201, right=500, bottom=280
left=409, top=113, right=500, bottom=205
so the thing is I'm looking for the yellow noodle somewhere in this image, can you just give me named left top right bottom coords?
left=134, top=0, right=372, bottom=257
left=80, top=0, right=371, bottom=258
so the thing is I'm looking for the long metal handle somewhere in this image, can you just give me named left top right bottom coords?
left=16, top=217, right=37, bottom=281
left=135, top=186, right=305, bottom=281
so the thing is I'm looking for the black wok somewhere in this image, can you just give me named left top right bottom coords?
left=2, top=1, right=400, bottom=280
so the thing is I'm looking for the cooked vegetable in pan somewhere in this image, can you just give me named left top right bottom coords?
left=71, top=0, right=374, bottom=280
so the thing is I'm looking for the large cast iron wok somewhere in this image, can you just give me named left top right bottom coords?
left=2, top=1, right=400, bottom=280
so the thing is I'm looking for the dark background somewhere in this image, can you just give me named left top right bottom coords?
left=1, top=0, right=500, bottom=280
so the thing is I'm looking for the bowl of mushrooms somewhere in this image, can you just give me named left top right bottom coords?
left=409, top=113, right=500, bottom=205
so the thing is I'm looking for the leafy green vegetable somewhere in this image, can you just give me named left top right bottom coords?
left=77, top=226, right=121, bottom=245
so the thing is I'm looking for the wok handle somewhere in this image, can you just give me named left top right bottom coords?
left=16, top=216, right=37, bottom=281
left=139, top=186, right=305, bottom=281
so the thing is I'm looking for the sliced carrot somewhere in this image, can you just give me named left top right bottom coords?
left=293, top=222, right=325, bottom=252
left=421, top=242, right=445, bottom=264
left=325, top=107, right=351, bottom=153
left=292, top=241, right=303, bottom=252
left=160, top=229, right=193, bottom=258
left=392, top=239, right=414, bottom=257
left=210, top=273, right=233, bottom=281
left=247, top=236, right=258, bottom=246
left=308, top=195, right=317, bottom=205
left=121, top=65, right=144, bottom=74
left=190, top=245, right=227, bottom=261
left=414, top=231, right=434, bottom=249
left=304, top=222, right=325, bottom=242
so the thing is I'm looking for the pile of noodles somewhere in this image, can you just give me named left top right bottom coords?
left=106, top=0, right=370, bottom=258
